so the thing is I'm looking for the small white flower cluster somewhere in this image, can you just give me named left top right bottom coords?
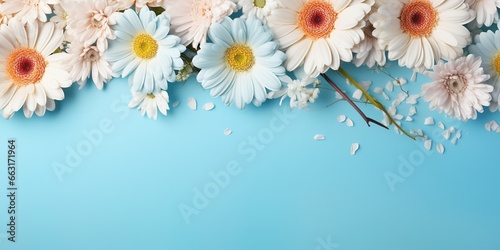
left=268, top=75, right=320, bottom=109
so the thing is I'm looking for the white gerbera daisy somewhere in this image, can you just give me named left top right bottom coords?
left=67, top=41, right=115, bottom=90
left=192, top=17, right=286, bottom=109
left=469, top=28, right=500, bottom=111
left=371, top=0, right=474, bottom=71
left=267, top=0, right=372, bottom=77
left=0, top=0, right=58, bottom=23
left=65, top=0, right=117, bottom=51
left=128, top=89, right=169, bottom=119
left=353, top=22, right=386, bottom=68
left=0, top=19, right=72, bottom=119
left=466, top=0, right=500, bottom=27
left=106, top=7, right=185, bottom=93
left=0, top=2, right=13, bottom=25
left=422, top=54, right=493, bottom=121
left=162, top=0, right=237, bottom=49
left=237, top=0, right=281, bottom=23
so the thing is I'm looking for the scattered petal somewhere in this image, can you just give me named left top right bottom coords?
left=172, top=101, right=180, bottom=108
left=436, top=144, right=445, bottom=154
left=442, top=130, right=451, bottom=140
left=350, top=143, right=360, bottom=155
left=337, top=115, right=347, bottom=123
left=224, top=128, right=232, bottom=136
left=408, top=106, right=417, bottom=116
left=405, top=94, right=420, bottom=105
left=382, top=91, right=390, bottom=100
left=405, top=116, right=413, bottom=122
left=456, top=130, right=462, bottom=139
left=385, top=81, right=394, bottom=92
left=352, top=89, right=363, bottom=100
left=346, top=118, right=354, bottom=127
left=438, top=122, right=445, bottom=130
left=187, top=97, right=197, bottom=110
left=202, top=102, right=215, bottom=111
left=373, top=87, right=383, bottom=94
left=424, top=140, right=432, bottom=151
left=424, top=117, right=434, bottom=125
left=314, top=134, right=326, bottom=141
left=448, top=127, right=455, bottom=133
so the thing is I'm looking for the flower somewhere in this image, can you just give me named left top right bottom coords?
left=64, top=0, right=117, bottom=51
left=236, top=0, right=281, bottom=23
left=268, top=69, right=320, bottom=109
left=0, top=19, right=72, bottom=119
left=67, top=41, right=115, bottom=90
left=162, top=0, right=237, bottom=49
left=0, top=0, right=58, bottom=23
left=193, top=17, right=286, bottom=109
left=353, top=22, right=386, bottom=68
left=128, top=89, right=169, bottom=119
left=371, top=0, right=474, bottom=71
left=469, top=28, right=500, bottom=111
left=466, top=0, right=500, bottom=27
left=105, top=7, right=185, bottom=93
left=0, top=2, right=13, bottom=25
left=267, top=0, right=372, bottom=77
left=50, top=4, right=68, bottom=30
left=422, top=54, right=493, bottom=121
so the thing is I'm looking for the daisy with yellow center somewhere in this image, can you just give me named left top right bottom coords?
left=105, top=7, right=185, bottom=94
left=0, top=19, right=72, bottom=119
left=370, top=0, right=474, bottom=71
left=193, top=17, right=286, bottom=109
left=267, top=0, right=372, bottom=77
left=469, top=27, right=500, bottom=112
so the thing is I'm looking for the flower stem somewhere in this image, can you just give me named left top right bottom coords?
left=336, top=67, right=416, bottom=140
left=320, top=73, right=389, bottom=130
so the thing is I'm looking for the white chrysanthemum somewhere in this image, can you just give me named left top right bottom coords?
left=0, top=19, right=72, bottom=119
left=469, top=28, right=500, bottom=111
left=353, top=22, right=386, bottom=68
left=106, top=7, right=185, bottom=93
left=267, top=0, right=372, bottom=77
left=237, top=0, right=281, bottom=23
left=128, top=89, right=169, bottom=119
left=193, top=17, right=286, bottom=109
left=64, top=0, right=117, bottom=51
left=0, top=0, right=58, bottom=23
left=268, top=72, right=320, bottom=109
left=422, top=54, right=493, bottom=121
left=371, top=0, right=474, bottom=71
left=466, top=0, right=500, bottom=27
left=162, top=0, right=237, bottom=49
left=67, top=41, right=115, bottom=90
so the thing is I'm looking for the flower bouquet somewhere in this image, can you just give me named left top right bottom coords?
left=0, top=0, right=499, bottom=140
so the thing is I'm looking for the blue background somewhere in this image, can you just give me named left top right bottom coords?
left=0, top=61, right=499, bottom=250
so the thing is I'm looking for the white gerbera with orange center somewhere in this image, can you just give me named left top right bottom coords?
left=267, top=0, right=373, bottom=77
left=371, top=0, right=474, bottom=71
left=0, top=19, right=72, bottom=119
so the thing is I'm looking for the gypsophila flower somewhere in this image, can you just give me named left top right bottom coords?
left=106, top=7, right=185, bottom=93
left=267, top=0, right=373, bottom=77
left=371, top=0, right=474, bottom=72
left=162, top=0, right=237, bottom=49
left=0, top=19, right=72, bottom=119
left=128, top=89, right=169, bottom=119
left=469, top=26, right=500, bottom=111
left=193, top=17, right=285, bottom=109
left=268, top=72, right=320, bottom=109
left=176, top=63, right=194, bottom=82
left=50, top=4, right=68, bottom=30
left=422, top=54, right=493, bottom=121
left=67, top=41, right=115, bottom=90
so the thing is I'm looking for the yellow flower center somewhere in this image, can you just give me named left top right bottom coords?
left=147, top=93, right=155, bottom=99
left=492, top=53, right=500, bottom=74
left=400, top=0, right=438, bottom=37
left=254, top=0, right=266, bottom=8
left=297, top=0, right=337, bottom=40
left=6, top=48, right=47, bottom=86
left=225, top=44, right=255, bottom=71
left=133, top=33, right=159, bottom=60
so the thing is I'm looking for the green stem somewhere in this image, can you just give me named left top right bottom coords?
left=337, top=67, right=416, bottom=140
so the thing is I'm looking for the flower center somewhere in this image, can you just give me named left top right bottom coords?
left=400, top=0, right=438, bottom=37
left=147, top=93, right=155, bottom=99
left=225, top=44, right=255, bottom=71
left=84, top=47, right=100, bottom=62
left=5, top=48, right=46, bottom=86
left=492, top=53, right=500, bottom=74
left=254, top=0, right=266, bottom=8
left=444, top=74, right=467, bottom=94
left=132, top=33, right=159, bottom=60
left=91, top=10, right=107, bottom=28
left=192, top=1, right=212, bottom=20
left=298, top=0, right=337, bottom=40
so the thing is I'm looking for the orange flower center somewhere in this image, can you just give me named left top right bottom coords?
left=298, top=0, right=337, bottom=40
left=6, top=48, right=47, bottom=86
left=400, top=0, right=438, bottom=37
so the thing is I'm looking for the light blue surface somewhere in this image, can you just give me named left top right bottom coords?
left=0, top=62, right=499, bottom=250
